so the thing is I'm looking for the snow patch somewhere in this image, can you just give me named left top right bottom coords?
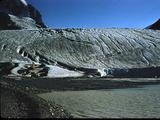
left=47, top=65, right=84, bottom=78
left=16, top=46, right=21, bottom=53
left=20, top=0, right=28, bottom=6
left=98, top=68, right=107, bottom=77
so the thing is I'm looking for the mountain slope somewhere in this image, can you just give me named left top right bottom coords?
left=0, top=0, right=46, bottom=29
left=146, top=19, right=160, bottom=30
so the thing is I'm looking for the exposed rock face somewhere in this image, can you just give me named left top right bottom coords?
left=28, top=4, right=46, bottom=28
left=0, top=12, right=38, bottom=30
left=0, top=0, right=29, bottom=17
left=0, top=81, right=71, bottom=118
left=0, top=0, right=46, bottom=29
left=146, top=19, right=160, bottom=30
left=0, top=12, right=20, bottom=30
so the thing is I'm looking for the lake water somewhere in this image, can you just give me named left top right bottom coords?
left=38, top=85, right=160, bottom=118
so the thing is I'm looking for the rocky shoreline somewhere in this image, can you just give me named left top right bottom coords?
left=0, top=77, right=72, bottom=118
left=2, top=76, right=160, bottom=91
left=1, top=76, right=160, bottom=118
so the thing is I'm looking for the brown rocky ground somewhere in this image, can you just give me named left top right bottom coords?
left=0, top=78, right=72, bottom=118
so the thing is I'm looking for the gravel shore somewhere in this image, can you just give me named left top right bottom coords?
left=0, top=78, right=72, bottom=118
left=1, top=76, right=160, bottom=118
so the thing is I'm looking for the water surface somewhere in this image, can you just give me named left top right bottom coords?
left=38, top=85, right=160, bottom=118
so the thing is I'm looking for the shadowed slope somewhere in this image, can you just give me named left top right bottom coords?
left=146, top=19, right=160, bottom=30
left=0, top=81, right=71, bottom=118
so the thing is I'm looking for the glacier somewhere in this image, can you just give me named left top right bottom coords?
left=0, top=28, right=160, bottom=78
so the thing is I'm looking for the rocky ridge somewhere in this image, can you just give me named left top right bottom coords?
left=0, top=0, right=46, bottom=29
left=146, top=19, right=160, bottom=30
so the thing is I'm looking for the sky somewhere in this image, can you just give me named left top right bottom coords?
left=26, top=0, right=160, bottom=29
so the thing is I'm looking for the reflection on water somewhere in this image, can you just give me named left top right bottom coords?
left=38, top=85, right=160, bottom=118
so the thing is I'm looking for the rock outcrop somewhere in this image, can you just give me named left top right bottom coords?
left=0, top=0, right=46, bottom=29
left=0, top=12, right=38, bottom=30
left=146, top=19, right=160, bottom=30
left=0, top=79, right=72, bottom=118
left=28, top=4, right=46, bottom=28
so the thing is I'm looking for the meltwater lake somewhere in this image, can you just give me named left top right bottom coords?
left=38, top=84, right=160, bottom=118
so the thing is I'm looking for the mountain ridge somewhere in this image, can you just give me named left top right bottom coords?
left=146, top=19, right=160, bottom=30
left=0, top=0, right=46, bottom=29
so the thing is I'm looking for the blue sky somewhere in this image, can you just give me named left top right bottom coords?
left=26, top=0, right=160, bottom=28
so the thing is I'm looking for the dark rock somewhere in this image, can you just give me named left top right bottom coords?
left=0, top=12, right=21, bottom=30
left=105, top=66, right=160, bottom=78
left=146, top=19, right=160, bottom=30
left=0, top=81, right=72, bottom=118
left=0, top=62, right=18, bottom=75
left=0, top=0, right=46, bottom=29
left=0, top=0, right=29, bottom=17
left=28, top=4, right=46, bottom=28
left=0, top=12, right=38, bottom=29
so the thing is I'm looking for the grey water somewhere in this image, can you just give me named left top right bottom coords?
left=38, top=84, right=160, bottom=118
